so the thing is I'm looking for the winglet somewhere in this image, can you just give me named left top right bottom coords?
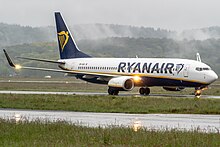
left=3, top=49, right=16, bottom=67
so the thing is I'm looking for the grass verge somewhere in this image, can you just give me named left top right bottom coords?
left=0, top=119, right=219, bottom=146
left=0, top=94, right=220, bottom=114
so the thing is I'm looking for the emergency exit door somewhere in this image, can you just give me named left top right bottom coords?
left=183, top=65, right=189, bottom=77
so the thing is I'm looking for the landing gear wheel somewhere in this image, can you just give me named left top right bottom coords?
left=108, top=87, right=119, bottom=95
left=145, top=88, right=150, bottom=95
left=139, top=88, right=146, bottom=95
left=113, top=90, right=119, bottom=95
left=139, top=87, right=150, bottom=96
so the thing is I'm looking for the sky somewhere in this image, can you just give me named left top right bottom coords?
left=0, top=0, right=220, bottom=31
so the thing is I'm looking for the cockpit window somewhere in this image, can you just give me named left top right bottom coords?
left=202, top=68, right=209, bottom=70
left=196, top=67, right=210, bottom=71
left=196, top=67, right=202, bottom=71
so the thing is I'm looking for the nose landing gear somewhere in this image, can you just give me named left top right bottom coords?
left=194, top=87, right=208, bottom=98
left=139, top=87, right=150, bottom=95
left=194, top=90, right=202, bottom=98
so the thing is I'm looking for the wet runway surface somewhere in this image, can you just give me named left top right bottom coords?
left=0, top=90, right=220, bottom=99
left=0, top=109, right=219, bottom=133
left=1, top=81, right=219, bottom=133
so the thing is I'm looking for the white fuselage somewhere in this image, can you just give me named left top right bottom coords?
left=59, top=58, right=218, bottom=87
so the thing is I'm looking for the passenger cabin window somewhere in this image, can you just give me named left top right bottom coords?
left=78, top=66, right=117, bottom=71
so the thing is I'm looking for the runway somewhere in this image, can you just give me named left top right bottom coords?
left=0, top=109, right=219, bottom=133
left=0, top=80, right=85, bottom=84
left=0, top=90, right=220, bottom=99
left=0, top=90, right=219, bottom=132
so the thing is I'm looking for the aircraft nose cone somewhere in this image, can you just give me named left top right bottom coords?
left=210, top=71, right=218, bottom=83
left=213, top=72, right=218, bottom=81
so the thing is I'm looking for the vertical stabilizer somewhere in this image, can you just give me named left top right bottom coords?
left=55, top=12, right=91, bottom=59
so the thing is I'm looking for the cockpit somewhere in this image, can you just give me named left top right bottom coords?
left=195, top=67, right=211, bottom=71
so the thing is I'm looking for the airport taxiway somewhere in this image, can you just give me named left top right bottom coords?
left=0, top=90, right=220, bottom=99
left=0, top=109, right=219, bottom=133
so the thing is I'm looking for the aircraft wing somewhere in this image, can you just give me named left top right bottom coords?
left=3, top=49, right=115, bottom=77
left=16, top=56, right=65, bottom=64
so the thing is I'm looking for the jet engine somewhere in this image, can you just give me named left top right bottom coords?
left=108, top=76, right=134, bottom=91
left=163, top=87, right=185, bottom=91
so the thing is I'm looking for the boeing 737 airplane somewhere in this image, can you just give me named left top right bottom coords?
left=3, top=12, right=218, bottom=97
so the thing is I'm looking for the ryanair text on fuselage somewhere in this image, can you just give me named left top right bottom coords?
left=118, top=62, right=184, bottom=74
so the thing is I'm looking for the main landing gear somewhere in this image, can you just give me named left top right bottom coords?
left=139, top=87, right=150, bottom=96
left=108, top=87, right=119, bottom=95
left=108, top=87, right=151, bottom=96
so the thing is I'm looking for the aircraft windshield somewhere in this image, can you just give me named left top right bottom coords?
left=195, top=67, right=211, bottom=71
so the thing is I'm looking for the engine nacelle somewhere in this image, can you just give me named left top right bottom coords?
left=163, top=87, right=185, bottom=91
left=108, top=76, right=134, bottom=91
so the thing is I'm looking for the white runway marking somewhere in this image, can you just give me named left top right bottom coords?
left=0, top=109, right=219, bottom=133
left=0, top=90, right=106, bottom=95
left=0, top=90, right=220, bottom=99
left=0, top=80, right=85, bottom=84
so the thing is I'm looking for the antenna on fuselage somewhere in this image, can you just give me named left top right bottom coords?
left=196, top=53, right=201, bottom=62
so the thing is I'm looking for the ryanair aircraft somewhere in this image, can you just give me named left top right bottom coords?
left=3, top=12, right=218, bottom=97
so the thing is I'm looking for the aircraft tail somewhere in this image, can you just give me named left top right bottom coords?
left=55, top=12, right=91, bottom=59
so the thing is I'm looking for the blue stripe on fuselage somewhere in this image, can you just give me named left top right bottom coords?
left=139, top=77, right=206, bottom=87
left=77, top=74, right=207, bottom=88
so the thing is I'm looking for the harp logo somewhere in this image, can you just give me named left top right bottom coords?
left=58, top=31, right=69, bottom=52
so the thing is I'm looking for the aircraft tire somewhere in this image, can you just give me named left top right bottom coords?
left=139, top=87, right=150, bottom=95
left=114, top=90, right=119, bottom=95
left=139, top=88, right=146, bottom=95
left=108, top=87, right=119, bottom=95
left=145, top=88, right=150, bottom=95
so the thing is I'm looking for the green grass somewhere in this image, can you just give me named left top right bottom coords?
left=0, top=79, right=107, bottom=92
left=0, top=94, right=220, bottom=114
left=0, top=119, right=219, bottom=146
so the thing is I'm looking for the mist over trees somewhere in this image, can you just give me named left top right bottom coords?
left=0, top=23, right=220, bottom=77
